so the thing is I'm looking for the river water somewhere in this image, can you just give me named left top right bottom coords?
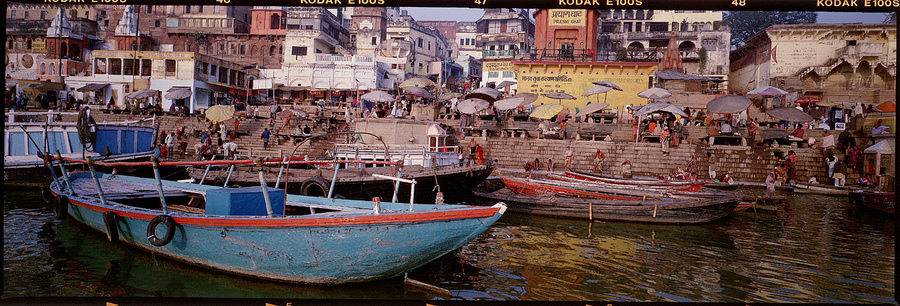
left=3, top=186, right=895, bottom=303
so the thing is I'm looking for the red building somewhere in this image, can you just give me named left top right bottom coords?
left=532, top=9, right=601, bottom=61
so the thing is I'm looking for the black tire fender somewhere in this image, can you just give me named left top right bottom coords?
left=300, top=176, right=330, bottom=197
left=147, top=215, right=176, bottom=247
left=103, top=211, right=119, bottom=242
left=52, top=195, right=69, bottom=220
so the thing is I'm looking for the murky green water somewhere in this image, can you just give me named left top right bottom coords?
left=4, top=187, right=894, bottom=302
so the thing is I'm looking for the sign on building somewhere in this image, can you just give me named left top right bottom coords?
left=548, top=10, right=586, bottom=27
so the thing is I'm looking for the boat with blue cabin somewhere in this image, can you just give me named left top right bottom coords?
left=46, top=156, right=506, bottom=284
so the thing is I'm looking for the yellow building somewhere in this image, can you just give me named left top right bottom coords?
left=512, top=61, right=658, bottom=112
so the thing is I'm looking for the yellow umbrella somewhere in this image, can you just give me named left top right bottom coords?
left=205, top=105, right=235, bottom=123
left=529, top=104, right=565, bottom=119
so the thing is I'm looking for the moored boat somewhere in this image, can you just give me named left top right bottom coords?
left=850, top=189, right=895, bottom=214
left=792, top=182, right=868, bottom=196
left=472, top=188, right=739, bottom=224
left=46, top=157, right=506, bottom=284
left=5, top=110, right=158, bottom=185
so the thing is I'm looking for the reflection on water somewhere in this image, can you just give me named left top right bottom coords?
left=4, top=187, right=895, bottom=302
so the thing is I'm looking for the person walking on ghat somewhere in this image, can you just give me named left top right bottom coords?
left=261, top=128, right=271, bottom=150
left=592, top=149, right=605, bottom=173
left=706, top=152, right=718, bottom=181
left=564, top=146, right=574, bottom=169
left=660, top=126, right=671, bottom=156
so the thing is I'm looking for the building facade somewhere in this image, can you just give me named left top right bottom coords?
left=730, top=23, right=896, bottom=105
left=477, top=9, right=534, bottom=91
left=596, top=10, right=730, bottom=77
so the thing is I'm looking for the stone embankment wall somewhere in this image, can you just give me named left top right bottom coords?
left=463, top=136, right=828, bottom=183
left=91, top=112, right=842, bottom=184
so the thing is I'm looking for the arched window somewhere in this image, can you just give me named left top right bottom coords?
left=50, top=63, right=56, bottom=75
left=60, top=42, right=68, bottom=59
left=26, top=39, right=32, bottom=50
left=269, top=45, right=276, bottom=56
left=270, top=13, right=280, bottom=29
left=40, top=63, right=46, bottom=74
left=251, top=45, right=259, bottom=57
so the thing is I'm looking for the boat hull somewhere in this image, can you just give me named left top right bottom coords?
left=792, top=183, right=863, bottom=195
left=473, top=189, right=739, bottom=224
left=50, top=172, right=505, bottom=284
left=850, top=190, right=895, bottom=214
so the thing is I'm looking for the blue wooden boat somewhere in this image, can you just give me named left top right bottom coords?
left=5, top=110, right=157, bottom=185
left=46, top=157, right=506, bottom=284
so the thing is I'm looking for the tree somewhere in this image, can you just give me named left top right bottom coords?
left=725, top=11, right=817, bottom=49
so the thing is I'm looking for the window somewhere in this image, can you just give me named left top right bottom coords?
left=210, top=65, right=217, bottom=76
left=506, top=22, right=519, bottom=33
left=109, top=59, right=121, bottom=75
left=184, top=5, right=190, bottom=14
left=123, top=59, right=137, bottom=75
left=24, top=11, right=29, bottom=19
left=40, top=11, right=46, bottom=19
left=7, top=40, right=12, bottom=49
left=240, top=44, right=245, bottom=55
left=428, top=41, right=431, bottom=50
left=155, top=20, right=160, bottom=27
left=371, top=37, right=377, bottom=45
left=94, top=58, right=106, bottom=74
left=488, top=71, right=498, bottom=78
left=165, top=59, right=176, bottom=74
left=418, top=38, right=423, bottom=47
left=10, top=10, right=15, bottom=19
left=503, top=71, right=514, bottom=78
left=198, top=6, right=203, bottom=13
left=70, top=10, right=77, bottom=18
left=460, top=39, right=465, bottom=45
left=40, top=63, right=46, bottom=74
left=488, top=21, right=500, bottom=33
left=141, top=59, right=151, bottom=76
left=291, top=46, right=307, bottom=56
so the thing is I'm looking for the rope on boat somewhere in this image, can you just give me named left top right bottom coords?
left=76, top=108, right=96, bottom=151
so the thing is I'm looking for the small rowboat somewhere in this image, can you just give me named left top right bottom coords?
left=792, top=182, right=868, bottom=196
left=473, top=188, right=740, bottom=224
left=850, top=189, right=895, bottom=214
left=46, top=156, right=506, bottom=284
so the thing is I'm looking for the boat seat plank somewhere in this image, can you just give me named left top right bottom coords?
left=168, top=204, right=205, bottom=214
left=70, top=177, right=187, bottom=199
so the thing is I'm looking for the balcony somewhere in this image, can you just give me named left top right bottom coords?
left=526, top=47, right=701, bottom=62
left=837, top=43, right=884, bottom=58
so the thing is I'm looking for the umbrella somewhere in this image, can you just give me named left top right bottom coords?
left=632, top=102, right=688, bottom=118
left=494, top=93, right=538, bottom=110
left=496, top=80, right=517, bottom=89
left=361, top=90, right=394, bottom=103
left=637, top=88, right=672, bottom=100
left=399, top=78, right=435, bottom=88
left=438, top=92, right=463, bottom=101
left=126, top=89, right=158, bottom=100
left=748, top=86, right=788, bottom=96
left=456, top=98, right=490, bottom=114
left=402, top=86, right=435, bottom=99
left=164, top=88, right=192, bottom=100
left=592, top=81, right=623, bottom=91
left=205, top=105, right=235, bottom=123
left=794, top=96, right=820, bottom=105
left=529, top=104, right=565, bottom=119
left=582, top=85, right=613, bottom=97
left=875, top=99, right=895, bottom=112
left=277, top=109, right=297, bottom=119
left=574, top=103, right=609, bottom=117
left=464, top=87, right=501, bottom=103
left=706, top=95, right=752, bottom=114
left=766, top=107, right=814, bottom=122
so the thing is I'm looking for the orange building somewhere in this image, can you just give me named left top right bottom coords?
left=532, top=9, right=601, bottom=61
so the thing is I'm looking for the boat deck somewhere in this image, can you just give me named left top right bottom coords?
left=70, top=176, right=189, bottom=200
